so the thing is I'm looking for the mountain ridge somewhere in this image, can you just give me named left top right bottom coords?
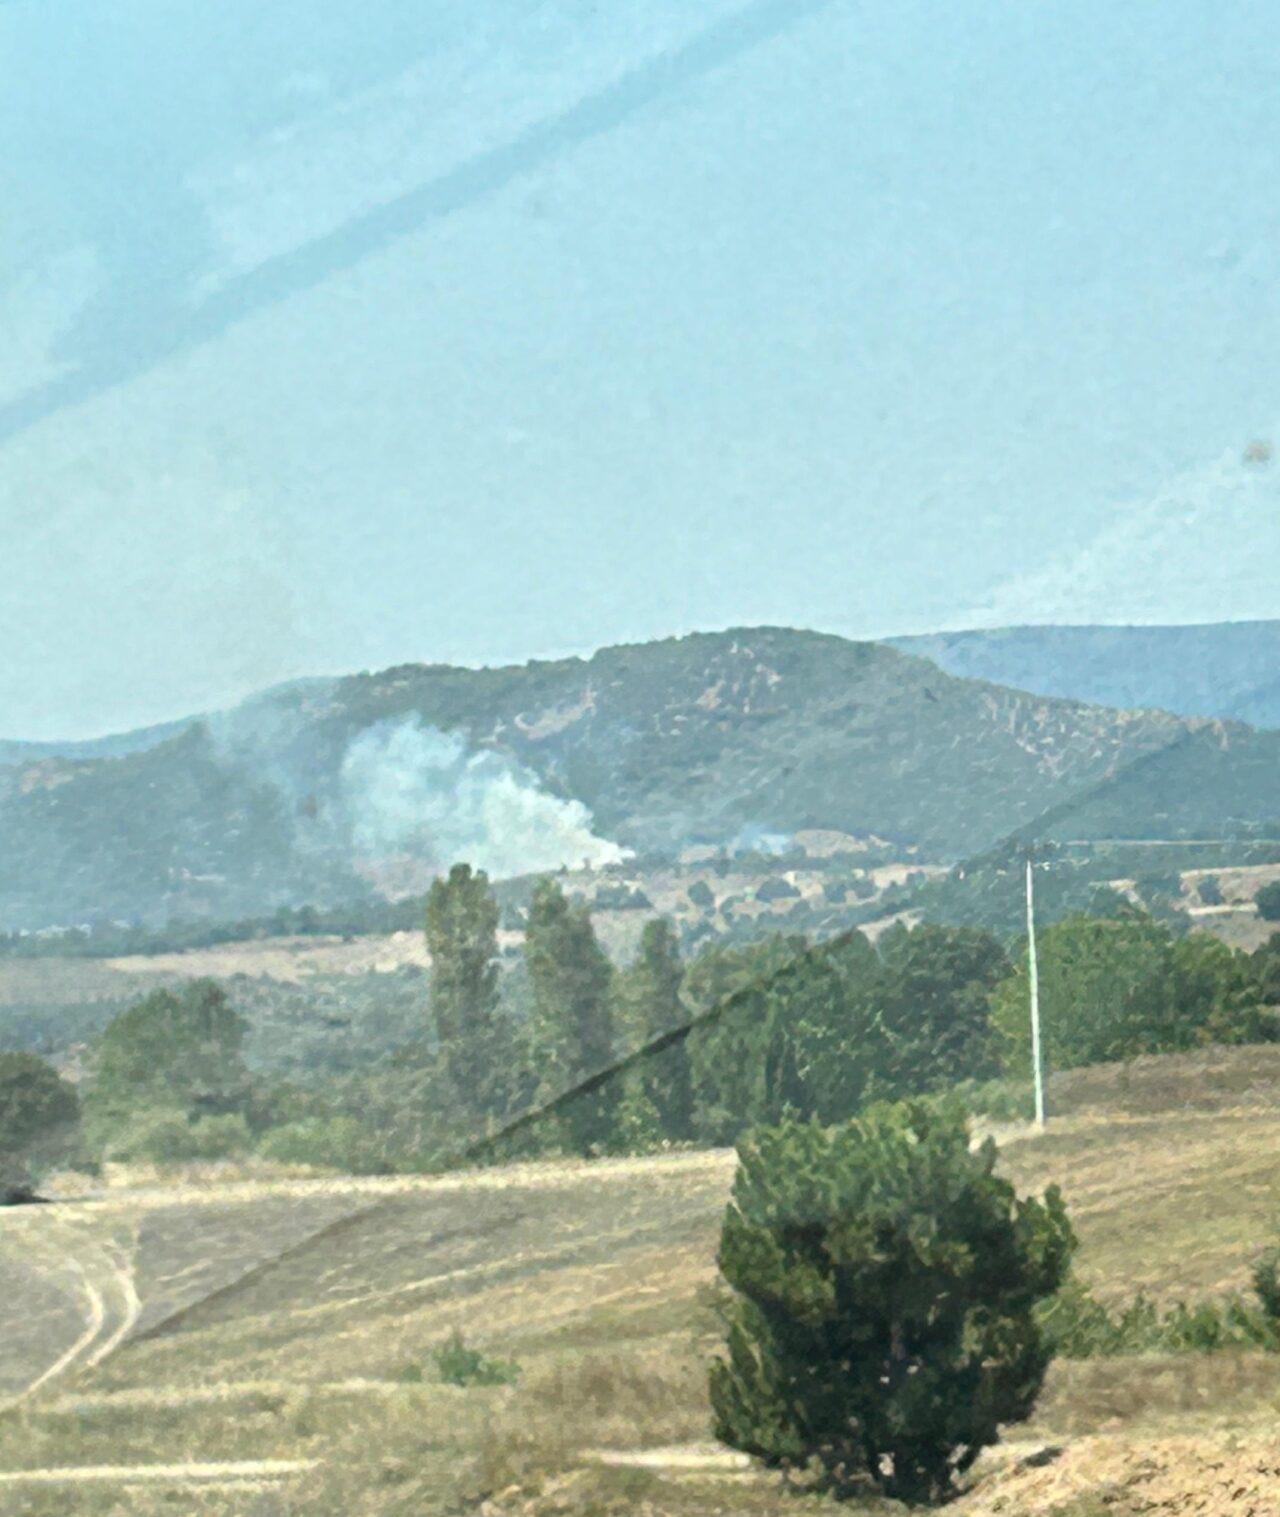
left=887, top=620, right=1280, bottom=729
left=9, top=625, right=1277, bottom=931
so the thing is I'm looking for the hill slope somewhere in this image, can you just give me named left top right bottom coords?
left=6, top=628, right=1243, bottom=929
left=5, top=1045, right=1280, bottom=1514
left=888, top=621, right=1280, bottom=728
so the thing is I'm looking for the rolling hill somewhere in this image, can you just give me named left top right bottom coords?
left=3, top=627, right=1244, bottom=931
left=4, top=1045, right=1280, bottom=1514
left=7, top=627, right=1280, bottom=931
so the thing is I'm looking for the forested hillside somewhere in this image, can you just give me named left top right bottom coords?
left=4, top=628, right=1241, bottom=929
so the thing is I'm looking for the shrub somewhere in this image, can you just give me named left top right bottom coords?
left=1038, top=1267, right=1280, bottom=1358
left=591, top=883, right=652, bottom=910
left=711, top=1102, right=1073, bottom=1504
left=257, top=1116, right=381, bottom=1171
left=949, top=1076, right=1036, bottom=1124
left=432, top=1330, right=520, bottom=1387
left=109, top=1108, right=252, bottom=1164
left=1256, top=881, right=1280, bottom=922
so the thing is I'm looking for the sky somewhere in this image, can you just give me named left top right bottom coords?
left=3, top=0, right=1280, bottom=740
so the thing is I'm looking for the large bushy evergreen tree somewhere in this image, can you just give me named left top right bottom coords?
left=711, top=1102, right=1073, bottom=1503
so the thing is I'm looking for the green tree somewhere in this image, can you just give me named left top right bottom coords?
left=873, top=922, right=1007, bottom=1090
left=687, top=933, right=887, bottom=1142
left=85, top=980, right=250, bottom=1149
left=711, top=1102, right=1073, bottom=1504
left=615, top=918, right=694, bottom=1146
left=993, top=913, right=1275, bottom=1076
left=425, top=863, right=513, bottom=1121
left=1169, top=932, right=1276, bottom=1047
left=993, top=914, right=1174, bottom=1074
left=0, top=1051, right=80, bottom=1191
left=1256, top=880, right=1280, bottom=922
left=1255, top=932, right=1280, bottom=1005
left=524, top=879, right=617, bottom=1153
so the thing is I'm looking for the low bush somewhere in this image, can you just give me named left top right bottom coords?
left=106, top=1107, right=252, bottom=1164
left=256, top=1115, right=381, bottom=1170
left=1039, top=1258, right=1280, bottom=1358
left=432, top=1330, right=520, bottom=1387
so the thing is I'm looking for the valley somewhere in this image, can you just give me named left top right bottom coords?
left=3, top=1047, right=1280, bottom=1513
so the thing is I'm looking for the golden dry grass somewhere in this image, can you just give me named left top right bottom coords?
left=5, top=1046, right=1280, bottom=1512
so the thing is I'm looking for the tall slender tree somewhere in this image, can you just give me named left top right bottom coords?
left=616, top=917, right=694, bottom=1145
left=425, top=863, right=512, bottom=1121
left=524, top=878, right=616, bottom=1152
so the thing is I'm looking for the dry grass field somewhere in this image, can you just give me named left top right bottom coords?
left=3, top=1047, right=1280, bottom=1514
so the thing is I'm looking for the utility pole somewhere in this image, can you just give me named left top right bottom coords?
left=1025, top=854, right=1046, bottom=1129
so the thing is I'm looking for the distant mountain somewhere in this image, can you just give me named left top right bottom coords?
left=887, top=622, right=1280, bottom=728
left=5, top=627, right=1280, bottom=931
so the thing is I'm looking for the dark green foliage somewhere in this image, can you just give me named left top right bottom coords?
left=873, top=923, right=1007, bottom=1089
left=711, top=1103, right=1073, bottom=1503
left=525, top=879, right=617, bottom=1153
left=1196, top=874, right=1224, bottom=906
left=0, top=1051, right=80, bottom=1186
left=686, top=933, right=886, bottom=1142
left=1255, top=933, right=1280, bottom=1004
left=687, top=879, right=716, bottom=910
left=432, top=1330, right=520, bottom=1387
left=1252, top=1249, right=1280, bottom=1323
left=115, top=1109, right=253, bottom=1165
left=686, top=925, right=1005, bottom=1144
left=992, top=914, right=1276, bottom=1075
left=425, top=863, right=514, bottom=1121
left=756, top=876, right=800, bottom=903
left=1257, top=880, right=1280, bottom=921
left=614, top=918, right=694, bottom=1148
left=84, top=980, right=251, bottom=1149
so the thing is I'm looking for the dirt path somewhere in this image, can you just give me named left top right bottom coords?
left=7, top=1215, right=141, bottom=1400
left=0, top=1458, right=317, bottom=1487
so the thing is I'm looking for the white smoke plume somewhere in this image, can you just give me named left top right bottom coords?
left=340, top=717, right=629, bottom=890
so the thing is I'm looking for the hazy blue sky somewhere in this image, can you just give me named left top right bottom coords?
left=3, top=0, right=1280, bottom=739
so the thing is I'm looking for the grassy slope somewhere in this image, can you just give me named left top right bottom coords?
left=4, top=1048, right=1280, bottom=1513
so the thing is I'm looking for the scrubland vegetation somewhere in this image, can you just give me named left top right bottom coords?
left=6, top=857, right=1280, bottom=1511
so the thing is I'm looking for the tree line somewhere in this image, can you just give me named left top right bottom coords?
left=4, top=866, right=1280, bottom=1189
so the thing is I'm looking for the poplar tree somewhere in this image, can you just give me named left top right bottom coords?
left=524, top=878, right=616, bottom=1152
left=426, top=863, right=512, bottom=1121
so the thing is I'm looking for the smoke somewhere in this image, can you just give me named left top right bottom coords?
left=340, top=717, right=629, bottom=890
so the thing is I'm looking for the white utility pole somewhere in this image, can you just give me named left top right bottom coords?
left=1025, top=855, right=1046, bottom=1129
